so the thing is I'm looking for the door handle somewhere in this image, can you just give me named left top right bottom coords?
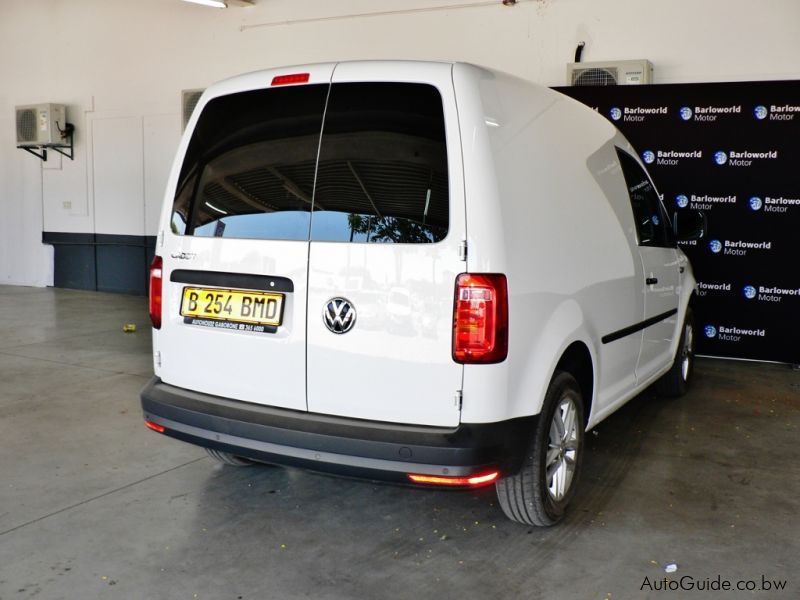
left=646, top=277, right=658, bottom=285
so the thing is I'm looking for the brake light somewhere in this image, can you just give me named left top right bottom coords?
left=453, top=273, right=508, bottom=364
left=144, top=419, right=165, bottom=434
left=149, top=256, right=163, bottom=329
left=271, top=73, right=310, bottom=86
left=407, top=471, right=500, bottom=487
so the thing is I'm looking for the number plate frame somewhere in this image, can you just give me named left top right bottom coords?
left=180, top=286, right=285, bottom=331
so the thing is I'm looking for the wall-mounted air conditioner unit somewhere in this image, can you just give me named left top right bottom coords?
left=16, top=103, right=68, bottom=146
left=567, top=60, right=653, bottom=86
left=182, top=89, right=205, bottom=132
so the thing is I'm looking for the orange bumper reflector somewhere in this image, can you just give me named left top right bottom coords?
left=144, top=420, right=165, bottom=434
left=407, top=471, right=500, bottom=487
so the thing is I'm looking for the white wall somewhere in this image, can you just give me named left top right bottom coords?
left=1, top=0, right=798, bottom=286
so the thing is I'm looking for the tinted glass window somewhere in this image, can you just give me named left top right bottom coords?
left=310, top=83, right=449, bottom=243
left=616, top=149, right=674, bottom=247
left=172, top=85, right=328, bottom=240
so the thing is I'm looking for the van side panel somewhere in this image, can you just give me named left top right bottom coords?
left=453, top=64, right=645, bottom=425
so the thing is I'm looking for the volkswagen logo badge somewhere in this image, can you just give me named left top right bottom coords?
left=323, top=297, right=356, bottom=334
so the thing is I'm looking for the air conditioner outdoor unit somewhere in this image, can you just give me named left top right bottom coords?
left=567, top=60, right=653, bottom=86
left=16, top=104, right=68, bottom=146
left=182, top=89, right=205, bottom=132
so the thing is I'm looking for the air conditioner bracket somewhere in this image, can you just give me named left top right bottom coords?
left=17, top=123, right=74, bottom=162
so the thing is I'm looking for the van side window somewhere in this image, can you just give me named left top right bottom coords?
left=615, top=149, right=674, bottom=247
left=310, top=83, right=449, bottom=243
left=172, top=85, right=329, bottom=241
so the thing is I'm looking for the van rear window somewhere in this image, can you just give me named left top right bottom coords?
left=310, top=83, right=449, bottom=243
left=171, top=82, right=449, bottom=243
left=172, top=84, right=329, bottom=241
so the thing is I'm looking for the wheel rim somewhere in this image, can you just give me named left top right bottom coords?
left=546, top=395, right=580, bottom=502
left=680, top=322, right=694, bottom=381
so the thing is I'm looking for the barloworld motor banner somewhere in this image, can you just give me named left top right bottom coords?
left=556, top=81, right=799, bottom=365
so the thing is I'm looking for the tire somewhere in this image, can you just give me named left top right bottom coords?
left=657, top=307, right=695, bottom=397
left=205, top=447, right=255, bottom=467
left=496, top=371, right=585, bottom=526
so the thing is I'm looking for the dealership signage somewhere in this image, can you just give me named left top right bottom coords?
left=558, top=80, right=799, bottom=364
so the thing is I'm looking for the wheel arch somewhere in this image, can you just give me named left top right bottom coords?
left=554, top=341, right=594, bottom=428
left=462, top=298, right=598, bottom=425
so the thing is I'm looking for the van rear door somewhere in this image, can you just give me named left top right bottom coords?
left=305, top=63, right=466, bottom=427
left=156, top=67, right=332, bottom=411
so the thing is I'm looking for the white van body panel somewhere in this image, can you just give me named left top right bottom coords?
left=452, top=65, right=652, bottom=427
left=637, top=246, right=680, bottom=377
left=306, top=61, right=465, bottom=426
left=156, top=239, right=309, bottom=410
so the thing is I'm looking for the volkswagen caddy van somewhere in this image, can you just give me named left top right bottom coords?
left=141, top=61, right=702, bottom=526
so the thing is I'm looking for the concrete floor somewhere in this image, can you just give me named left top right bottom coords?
left=0, top=286, right=797, bottom=600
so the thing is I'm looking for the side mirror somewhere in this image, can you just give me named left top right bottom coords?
left=673, top=211, right=707, bottom=241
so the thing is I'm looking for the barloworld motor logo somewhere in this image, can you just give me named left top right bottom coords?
left=696, top=282, right=731, bottom=298
left=749, top=196, right=763, bottom=211
left=613, top=106, right=668, bottom=122
left=676, top=194, right=736, bottom=210
left=642, top=149, right=703, bottom=166
left=704, top=325, right=766, bottom=341
left=715, top=149, right=778, bottom=166
left=687, top=104, right=741, bottom=122
left=709, top=239, right=772, bottom=256
left=758, top=195, right=800, bottom=213
left=737, top=284, right=800, bottom=303
left=759, top=104, right=799, bottom=121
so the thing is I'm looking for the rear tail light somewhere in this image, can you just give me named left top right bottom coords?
left=149, top=256, right=163, bottom=329
left=271, top=73, right=310, bottom=86
left=144, top=419, right=165, bottom=434
left=407, top=471, right=500, bottom=487
left=453, top=273, right=508, bottom=364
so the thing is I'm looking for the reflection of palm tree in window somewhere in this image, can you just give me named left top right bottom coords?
left=346, top=213, right=442, bottom=244
left=345, top=160, right=443, bottom=243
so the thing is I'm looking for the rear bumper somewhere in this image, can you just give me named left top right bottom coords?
left=140, top=377, right=535, bottom=484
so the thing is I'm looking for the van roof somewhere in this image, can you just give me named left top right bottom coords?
left=209, top=60, right=573, bottom=100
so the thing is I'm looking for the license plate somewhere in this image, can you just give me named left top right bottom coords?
left=180, top=287, right=284, bottom=329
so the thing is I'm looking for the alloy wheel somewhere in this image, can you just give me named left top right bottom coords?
left=681, top=322, right=694, bottom=381
left=545, top=395, right=580, bottom=501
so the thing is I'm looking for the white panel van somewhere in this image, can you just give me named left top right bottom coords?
left=141, top=61, right=704, bottom=526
